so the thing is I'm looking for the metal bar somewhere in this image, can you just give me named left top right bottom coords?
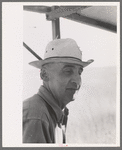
left=50, top=6, right=61, bottom=40
left=64, top=13, right=117, bottom=33
left=52, top=18, right=61, bottom=39
left=23, top=42, right=42, bottom=60
left=23, top=6, right=51, bottom=14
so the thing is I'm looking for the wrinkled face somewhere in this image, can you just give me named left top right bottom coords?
left=45, top=62, right=83, bottom=109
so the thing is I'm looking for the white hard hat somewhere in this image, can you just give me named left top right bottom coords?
left=29, top=38, right=94, bottom=68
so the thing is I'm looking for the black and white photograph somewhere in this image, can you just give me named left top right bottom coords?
left=2, top=1, right=120, bottom=147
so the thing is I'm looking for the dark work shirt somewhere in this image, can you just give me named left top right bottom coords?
left=23, top=86, right=64, bottom=143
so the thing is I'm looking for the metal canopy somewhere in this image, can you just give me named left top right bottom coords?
left=24, top=5, right=117, bottom=34
left=23, top=5, right=117, bottom=58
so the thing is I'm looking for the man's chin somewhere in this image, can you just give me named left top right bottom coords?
left=72, top=98, right=76, bottom=101
left=64, top=97, right=75, bottom=105
left=66, top=94, right=77, bottom=102
left=68, top=97, right=75, bottom=102
left=66, top=90, right=77, bottom=101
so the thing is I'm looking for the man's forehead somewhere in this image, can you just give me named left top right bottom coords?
left=44, top=62, right=83, bottom=70
left=56, top=62, right=83, bottom=71
left=62, top=63, right=81, bottom=67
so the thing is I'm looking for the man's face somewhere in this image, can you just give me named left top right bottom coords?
left=45, top=62, right=83, bottom=109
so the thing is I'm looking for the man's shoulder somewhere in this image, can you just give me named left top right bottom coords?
left=23, top=94, right=44, bottom=107
left=23, top=94, right=49, bottom=120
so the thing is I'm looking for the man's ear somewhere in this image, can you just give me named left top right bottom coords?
left=40, top=69, right=49, bottom=82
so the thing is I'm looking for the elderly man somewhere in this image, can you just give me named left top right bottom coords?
left=23, top=38, right=94, bottom=143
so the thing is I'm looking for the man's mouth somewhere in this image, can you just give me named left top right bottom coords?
left=66, top=88, right=77, bottom=95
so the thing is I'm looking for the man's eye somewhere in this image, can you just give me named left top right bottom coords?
left=64, top=69, right=72, bottom=74
left=66, top=70, right=72, bottom=73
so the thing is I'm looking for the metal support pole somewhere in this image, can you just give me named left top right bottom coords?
left=23, top=42, right=42, bottom=60
left=50, top=6, right=61, bottom=40
left=52, top=18, right=61, bottom=39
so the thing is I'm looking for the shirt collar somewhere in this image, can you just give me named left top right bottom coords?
left=37, top=86, right=63, bottom=123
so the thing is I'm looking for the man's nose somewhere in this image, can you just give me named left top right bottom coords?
left=71, top=74, right=81, bottom=89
